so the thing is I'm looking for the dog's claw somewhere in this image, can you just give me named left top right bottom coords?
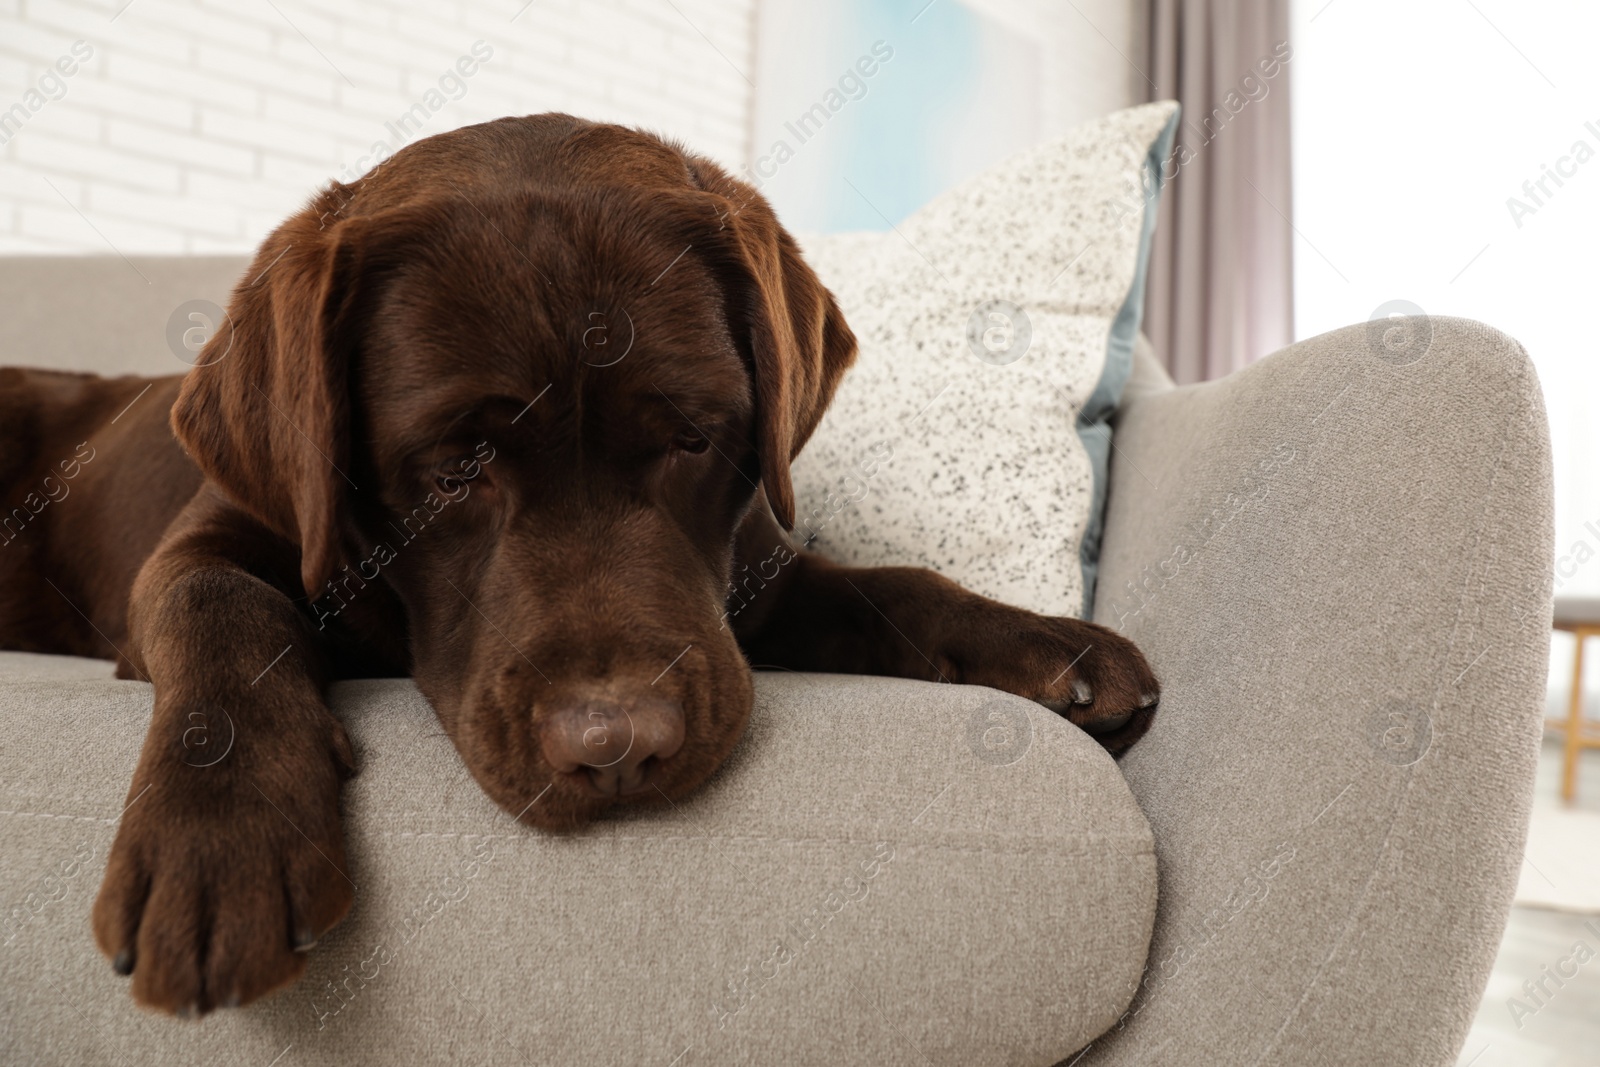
left=111, top=949, right=133, bottom=976
left=1082, top=710, right=1133, bottom=735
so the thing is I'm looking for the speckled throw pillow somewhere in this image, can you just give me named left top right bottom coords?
left=790, top=101, right=1179, bottom=617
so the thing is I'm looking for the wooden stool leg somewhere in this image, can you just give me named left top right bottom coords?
left=1564, top=631, right=1586, bottom=804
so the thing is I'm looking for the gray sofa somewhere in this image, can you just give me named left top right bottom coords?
left=0, top=258, right=1554, bottom=1065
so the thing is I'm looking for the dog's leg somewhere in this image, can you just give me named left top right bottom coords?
left=93, top=488, right=355, bottom=1015
left=729, top=503, right=1160, bottom=754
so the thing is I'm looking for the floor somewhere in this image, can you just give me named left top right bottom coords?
left=1455, top=740, right=1600, bottom=1067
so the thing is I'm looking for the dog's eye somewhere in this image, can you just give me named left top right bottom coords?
left=670, top=430, right=709, bottom=455
left=433, top=455, right=487, bottom=496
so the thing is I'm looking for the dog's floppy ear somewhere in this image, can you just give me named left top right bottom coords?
left=171, top=189, right=368, bottom=599
left=689, top=169, right=858, bottom=529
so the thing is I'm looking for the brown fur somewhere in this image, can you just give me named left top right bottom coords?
left=0, top=114, right=1158, bottom=1016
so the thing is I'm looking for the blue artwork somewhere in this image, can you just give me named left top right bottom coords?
left=749, top=0, right=1040, bottom=232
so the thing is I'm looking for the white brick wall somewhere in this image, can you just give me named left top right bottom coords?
left=0, top=0, right=757, bottom=253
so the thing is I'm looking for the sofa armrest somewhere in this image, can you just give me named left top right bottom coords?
left=1083, top=317, right=1553, bottom=1066
left=1, top=662, right=1156, bottom=1066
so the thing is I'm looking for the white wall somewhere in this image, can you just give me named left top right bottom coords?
left=0, top=0, right=757, bottom=253
left=0, top=0, right=1146, bottom=251
left=961, top=0, right=1145, bottom=138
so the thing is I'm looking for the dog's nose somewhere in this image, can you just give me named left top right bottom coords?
left=540, top=697, right=686, bottom=796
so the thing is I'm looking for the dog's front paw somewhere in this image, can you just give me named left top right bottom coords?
left=950, top=611, right=1160, bottom=755
left=93, top=717, right=355, bottom=1016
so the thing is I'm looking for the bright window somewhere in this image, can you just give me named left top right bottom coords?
left=1292, top=0, right=1600, bottom=603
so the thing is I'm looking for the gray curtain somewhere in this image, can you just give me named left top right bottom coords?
left=1145, top=0, right=1294, bottom=385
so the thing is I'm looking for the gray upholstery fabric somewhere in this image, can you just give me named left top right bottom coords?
left=1079, top=317, right=1553, bottom=1065
left=0, top=661, right=1156, bottom=1066
left=0, top=256, right=250, bottom=377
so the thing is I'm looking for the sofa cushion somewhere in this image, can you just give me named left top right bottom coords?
left=0, top=256, right=251, bottom=377
left=792, top=101, right=1180, bottom=617
left=0, top=654, right=1155, bottom=1066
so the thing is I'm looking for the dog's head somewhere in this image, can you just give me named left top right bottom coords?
left=170, top=117, right=855, bottom=828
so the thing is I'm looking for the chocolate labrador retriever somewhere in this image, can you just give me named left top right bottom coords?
left=0, top=114, right=1158, bottom=1016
